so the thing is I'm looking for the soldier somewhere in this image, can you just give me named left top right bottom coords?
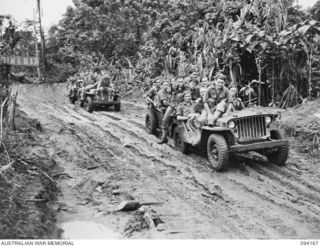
left=155, top=80, right=171, bottom=108
left=203, top=73, right=233, bottom=126
left=176, top=91, right=202, bottom=145
left=176, top=92, right=197, bottom=121
left=158, top=76, right=187, bottom=144
left=183, top=76, right=191, bottom=86
left=83, top=70, right=91, bottom=86
left=201, top=77, right=208, bottom=84
left=67, top=76, right=77, bottom=96
left=79, top=67, right=102, bottom=100
left=172, top=75, right=187, bottom=103
left=225, top=86, right=244, bottom=113
left=193, top=87, right=207, bottom=126
left=188, top=79, right=200, bottom=101
left=97, top=73, right=113, bottom=100
left=144, top=78, right=162, bottom=107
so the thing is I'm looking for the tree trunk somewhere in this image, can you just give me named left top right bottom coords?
left=256, top=57, right=262, bottom=106
left=308, top=50, right=312, bottom=100
left=272, top=61, right=275, bottom=104
left=3, top=90, right=17, bottom=130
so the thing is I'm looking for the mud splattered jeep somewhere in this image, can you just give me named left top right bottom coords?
left=80, top=88, right=121, bottom=113
left=173, top=108, right=289, bottom=171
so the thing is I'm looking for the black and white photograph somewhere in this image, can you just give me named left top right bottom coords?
left=0, top=0, right=320, bottom=243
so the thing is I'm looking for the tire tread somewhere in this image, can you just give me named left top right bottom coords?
left=207, top=134, right=229, bottom=171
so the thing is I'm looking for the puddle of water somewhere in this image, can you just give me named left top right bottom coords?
left=61, top=221, right=122, bottom=239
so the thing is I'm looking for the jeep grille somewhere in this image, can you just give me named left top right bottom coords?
left=235, top=116, right=267, bottom=142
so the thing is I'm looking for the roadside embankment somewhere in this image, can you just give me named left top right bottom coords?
left=0, top=110, right=59, bottom=239
left=279, top=99, right=320, bottom=156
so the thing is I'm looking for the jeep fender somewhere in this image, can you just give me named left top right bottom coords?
left=174, top=125, right=188, bottom=143
left=200, top=128, right=234, bottom=149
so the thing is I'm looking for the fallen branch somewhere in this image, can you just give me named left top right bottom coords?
left=40, top=170, right=55, bottom=183
left=18, top=160, right=29, bottom=166
left=1, top=142, right=11, bottom=163
left=52, top=173, right=73, bottom=178
left=313, top=133, right=320, bottom=152
left=0, top=160, right=15, bottom=175
left=25, top=199, right=47, bottom=202
left=32, top=152, right=46, bottom=158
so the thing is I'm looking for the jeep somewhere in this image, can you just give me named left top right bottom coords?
left=80, top=88, right=121, bottom=113
left=173, top=108, right=289, bottom=171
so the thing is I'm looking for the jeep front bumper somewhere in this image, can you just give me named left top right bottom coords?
left=230, top=140, right=288, bottom=152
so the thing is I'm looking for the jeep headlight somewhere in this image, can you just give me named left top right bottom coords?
left=265, top=116, right=272, bottom=124
left=228, top=120, right=236, bottom=129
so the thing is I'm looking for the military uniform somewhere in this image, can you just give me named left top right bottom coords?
left=80, top=72, right=101, bottom=100
left=172, top=84, right=188, bottom=103
left=145, top=86, right=160, bottom=108
left=156, top=88, right=171, bottom=110
left=161, top=86, right=186, bottom=129
left=189, top=87, right=200, bottom=101
left=203, top=85, right=233, bottom=113
left=146, top=86, right=159, bottom=100
left=176, top=101, right=196, bottom=117
left=203, top=85, right=233, bottom=125
left=157, top=85, right=186, bottom=144
left=98, top=74, right=112, bottom=89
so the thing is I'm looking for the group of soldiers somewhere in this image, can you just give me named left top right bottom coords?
left=67, top=67, right=113, bottom=100
left=144, top=73, right=244, bottom=144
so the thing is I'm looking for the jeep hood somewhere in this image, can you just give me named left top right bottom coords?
left=218, top=107, right=283, bottom=123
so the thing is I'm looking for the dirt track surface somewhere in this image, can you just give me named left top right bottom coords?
left=15, top=83, right=320, bottom=239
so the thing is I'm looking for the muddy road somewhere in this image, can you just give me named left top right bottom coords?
left=14, top=83, right=320, bottom=239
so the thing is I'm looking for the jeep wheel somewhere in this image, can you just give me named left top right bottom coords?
left=145, top=111, right=157, bottom=135
left=173, top=127, right=189, bottom=154
left=85, top=97, right=93, bottom=113
left=69, top=96, right=76, bottom=104
left=266, top=129, right=289, bottom=166
left=207, top=134, right=229, bottom=171
left=114, top=103, right=121, bottom=112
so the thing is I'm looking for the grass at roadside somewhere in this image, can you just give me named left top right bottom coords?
left=279, top=99, right=320, bottom=156
left=0, top=111, right=58, bottom=239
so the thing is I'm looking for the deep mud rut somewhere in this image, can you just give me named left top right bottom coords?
left=14, top=83, right=320, bottom=239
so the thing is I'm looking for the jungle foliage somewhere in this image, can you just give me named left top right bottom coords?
left=2, top=0, right=320, bottom=107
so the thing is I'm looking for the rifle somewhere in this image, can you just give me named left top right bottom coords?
left=145, top=96, right=162, bottom=112
left=145, top=96, right=155, bottom=106
left=165, top=102, right=177, bottom=111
